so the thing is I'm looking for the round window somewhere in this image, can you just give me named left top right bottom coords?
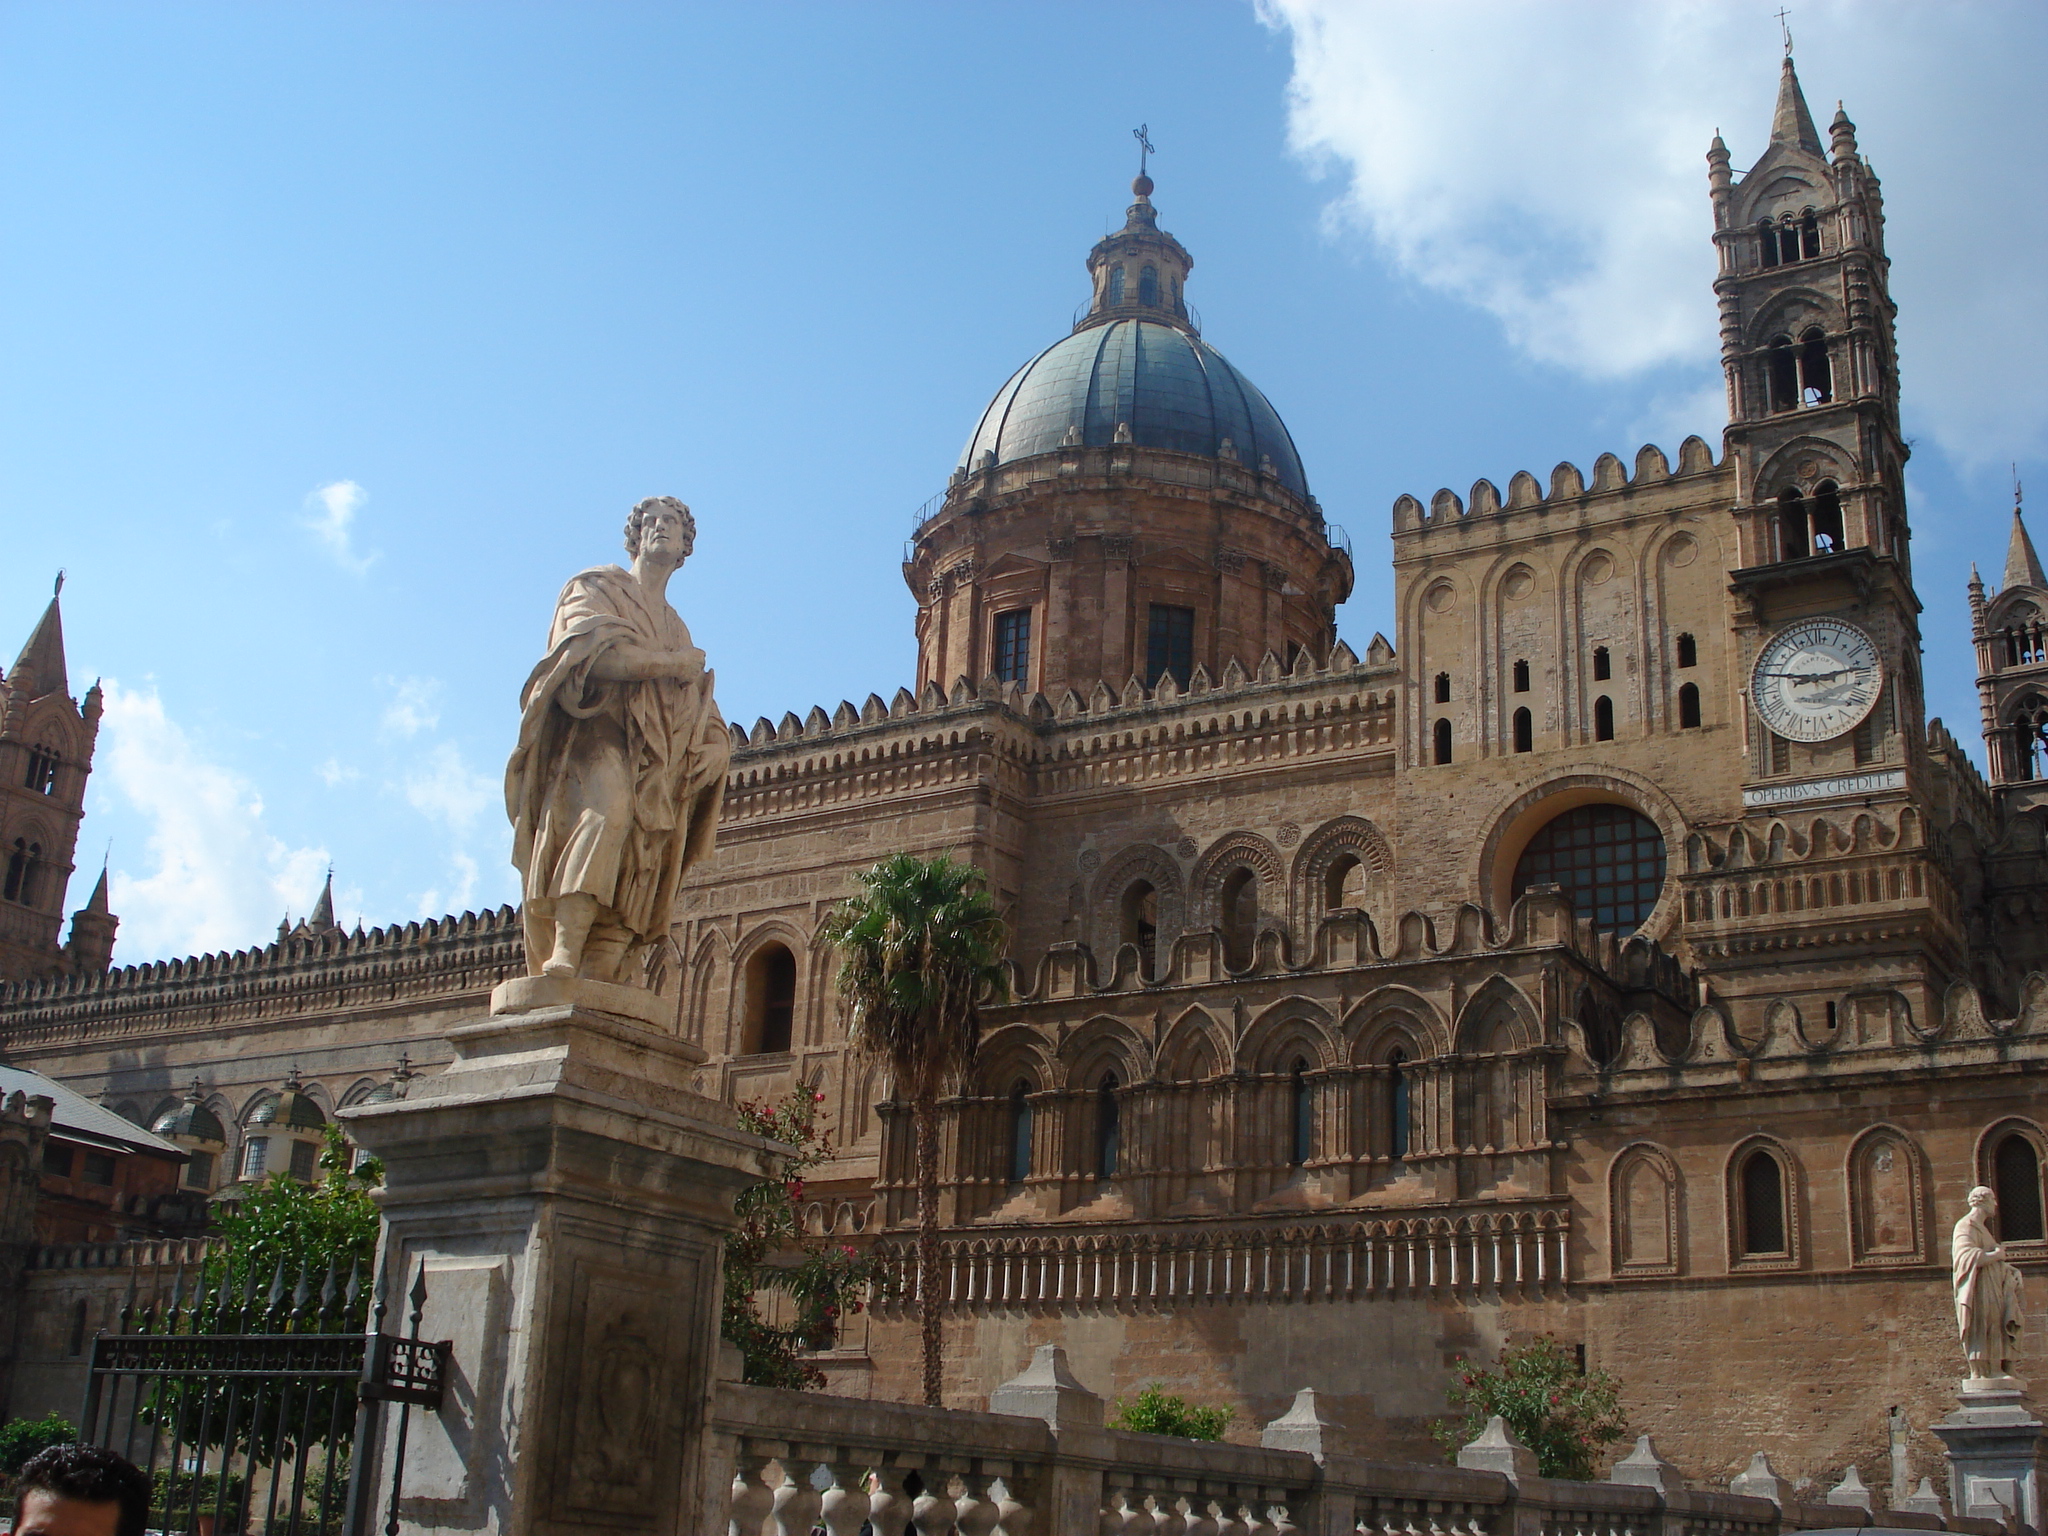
left=1511, top=803, right=1666, bottom=933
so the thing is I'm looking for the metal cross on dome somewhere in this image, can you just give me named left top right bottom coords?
left=1133, top=124, right=1154, bottom=177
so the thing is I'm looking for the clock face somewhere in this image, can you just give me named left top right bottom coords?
left=1750, top=618, right=1884, bottom=743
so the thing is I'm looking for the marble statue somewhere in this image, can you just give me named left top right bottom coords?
left=506, top=497, right=729, bottom=986
left=1953, top=1185, right=2027, bottom=1380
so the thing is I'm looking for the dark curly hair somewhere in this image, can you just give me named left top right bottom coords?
left=13, top=1443, right=150, bottom=1536
left=623, top=496, right=696, bottom=558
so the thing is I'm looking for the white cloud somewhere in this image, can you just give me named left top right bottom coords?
left=302, top=480, right=378, bottom=574
left=378, top=676, right=442, bottom=739
left=99, top=681, right=330, bottom=960
left=316, top=757, right=360, bottom=787
left=401, top=740, right=496, bottom=833
left=1257, top=0, right=2048, bottom=466
left=413, top=850, right=480, bottom=921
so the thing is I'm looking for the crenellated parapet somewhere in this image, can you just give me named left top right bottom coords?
left=1391, top=437, right=1724, bottom=539
left=0, top=904, right=524, bottom=1049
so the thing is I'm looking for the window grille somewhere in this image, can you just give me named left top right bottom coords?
left=994, top=609, right=1032, bottom=686
left=1512, top=803, right=1666, bottom=933
left=242, top=1137, right=269, bottom=1180
left=290, top=1138, right=318, bottom=1181
left=1145, top=605, right=1194, bottom=688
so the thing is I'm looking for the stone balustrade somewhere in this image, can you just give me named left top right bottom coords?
left=711, top=1346, right=2010, bottom=1536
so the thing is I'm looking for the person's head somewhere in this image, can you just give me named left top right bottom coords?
left=11, top=1444, right=150, bottom=1536
left=623, top=496, right=695, bottom=565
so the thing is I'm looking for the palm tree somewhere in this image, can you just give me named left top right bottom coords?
left=818, top=852, right=1007, bottom=1406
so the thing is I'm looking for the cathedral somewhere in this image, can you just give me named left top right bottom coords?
left=4, top=56, right=2048, bottom=1494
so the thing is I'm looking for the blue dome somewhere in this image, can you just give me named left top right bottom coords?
left=957, top=320, right=1310, bottom=501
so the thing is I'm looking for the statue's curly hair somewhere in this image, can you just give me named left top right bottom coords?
left=623, top=496, right=696, bottom=557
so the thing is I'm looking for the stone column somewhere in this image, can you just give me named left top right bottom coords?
left=341, top=975, right=776, bottom=1536
left=1932, top=1378, right=2046, bottom=1527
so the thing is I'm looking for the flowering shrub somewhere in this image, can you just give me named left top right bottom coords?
left=1110, top=1385, right=1231, bottom=1442
left=722, top=1087, right=882, bottom=1390
left=1431, top=1336, right=1627, bottom=1480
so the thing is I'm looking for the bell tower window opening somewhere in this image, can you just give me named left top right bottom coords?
left=1767, top=335, right=1798, bottom=412
left=1800, top=210, right=1821, bottom=260
left=1094, top=1074, right=1120, bottom=1180
left=1139, top=264, right=1159, bottom=307
left=1739, top=1150, right=1788, bottom=1256
left=1758, top=220, right=1782, bottom=269
left=2009, top=696, right=2048, bottom=782
left=1512, top=802, right=1666, bottom=934
left=1678, top=682, right=1702, bottom=730
left=3, top=840, right=40, bottom=906
left=1594, top=696, right=1615, bottom=741
left=1994, top=1133, right=2045, bottom=1242
left=1778, top=488, right=1811, bottom=560
left=24, top=746, right=57, bottom=794
left=1434, top=672, right=1451, bottom=704
left=1219, top=867, right=1258, bottom=970
left=1800, top=328, right=1833, bottom=405
left=1146, top=604, right=1195, bottom=689
left=1288, top=1058, right=1313, bottom=1167
left=1386, top=1049, right=1410, bottom=1159
left=744, top=943, right=798, bottom=1055
left=1676, top=633, right=1698, bottom=669
left=993, top=608, right=1032, bottom=686
left=1512, top=707, right=1533, bottom=754
left=1120, top=880, right=1158, bottom=972
left=1106, top=265, right=1126, bottom=306
left=1811, top=481, right=1844, bottom=553
left=1433, top=718, right=1453, bottom=764
left=1592, top=646, right=1611, bottom=682
left=1512, top=659, right=1530, bottom=693
left=1007, top=1081, right=1033, bottom=1187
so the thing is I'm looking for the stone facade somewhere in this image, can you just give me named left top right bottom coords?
left=1, top=53, right=2045, bottom=1500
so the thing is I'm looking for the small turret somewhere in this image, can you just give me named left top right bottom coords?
left=1829, top=103, right=1859, bottom=164
left=1077, top=167, right=1195, bottom=334
left=63, top=864, right=117, bottom=976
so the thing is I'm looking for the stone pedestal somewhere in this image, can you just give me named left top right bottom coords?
left=1930, top=1376, right=2045, bottom=1527
left=340, top=980, right=777, bottom=1536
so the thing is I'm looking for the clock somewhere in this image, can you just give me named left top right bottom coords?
left=1750, top=618, right=1884, bottom=743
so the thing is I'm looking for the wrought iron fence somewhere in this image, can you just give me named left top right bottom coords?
left=77, top=1254, right=449, bottom=1536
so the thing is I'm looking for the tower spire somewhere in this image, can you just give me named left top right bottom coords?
left=9, top=576, right=69, bottom=700
left=2006, top=484, right=2045, bottom=591
left=1770, top=54, right=1824, bottom=154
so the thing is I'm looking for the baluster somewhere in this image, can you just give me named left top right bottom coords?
left=995, top=1476, right=1035, bottom=1536
left=1153, top=1492, right=1189, bottom=1536
left=1214, top=1498, right=1250, bottom=1536
left=820, top=1463, right=871, bottom=1536
left=1268, top=1498, right=1298, bottom=1536
left=1244, top=1496, right=1277, bottom=1536
left=1184, top=1495, right=1220, bottom=1536
left=869, top=1469, right=915, bottom=1536
left=728, top=1451, right=776, bottom=1536
left=772, top=1463, right=825, bottom=1536
left=912, top=1469, right=959, bottom=1536
left=957, top=1473, right=1003, bottom=1536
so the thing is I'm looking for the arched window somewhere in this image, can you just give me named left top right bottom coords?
left=744, top=944, right=798, bottom=1054
left=1512, top=707, right=1533, bottom=754
left=1433, top=718, right=1453, bottom=765
left=2, top=841, right=25, bottom=903
left=1810, top=481, right=1844, bottom=553
left=2009, top=695, right=2048, bottom=782
left=1324, top=853, right=1365, bottom=911
left=1995, top=1132, right=2045, bottom=1242
left=1219, top=868, right=1258, bottom=969
left=1095, top=1074, right=1120, bottom=1179
left=993, top=609, right=1032, bottom=686
left=1594, top=696, right=1615, bottom=741
left=1799, top=209, right=1821, bottom=260
left=1800, top=329, right=1833, bottom=405
left=1434, top=672, right=1451, bottom=703
left=1768, top=335, right=1799, bottom=412
left=1512, top=659, right=1530, bottom=693
left=1678, top=682, right=1702, bottom=730
left=1758, top=220, right=1781, bottom=268
left=1007, top=1080, right=1033, bottom=1186
left=1512, top=803, right=1666, bottom=933
left=1778, top=487, right=1810, bottom=560
left=1139, top=265, right=1159, bottom=307
left=1288, top=1058, right=1313, bottom=1166
left=1120, top=880, right=1158, bottom=973
left=1676, top=632, right=1698, bottom=669
left=1739, top=1150, right=1787, bottom=1256
left=1592, top=646, right=1611, bottom=682
left=1107, top=265, right=1125, bottom=305
left=1387, top=1050, right=1410, bottom=1159
left=24, top=746, right=57, bottom=795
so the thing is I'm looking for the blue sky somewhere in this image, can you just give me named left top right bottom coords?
left=4, top=2, right=2045, bottom=961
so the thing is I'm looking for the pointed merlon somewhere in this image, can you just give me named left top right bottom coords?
left=2007, top=506, right=2046, bottom=591
left=11, top=584, right=69, bottom=700
left=1771, top=56, right=1824, bottom=154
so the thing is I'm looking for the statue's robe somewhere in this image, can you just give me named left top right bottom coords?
left=1953, top=1205, right=2026, bottom=1376
left=506, top=564, right=728, bottom=970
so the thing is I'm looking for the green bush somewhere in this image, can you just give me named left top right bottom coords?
left=0, top=1411, right=74, bottom=1478
left=151, top=1468, right=248, bottom=1531
left=1431, top=1335, right=1628, bottom=1481
left=1110, top=1384, right=1230, bottom=1442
